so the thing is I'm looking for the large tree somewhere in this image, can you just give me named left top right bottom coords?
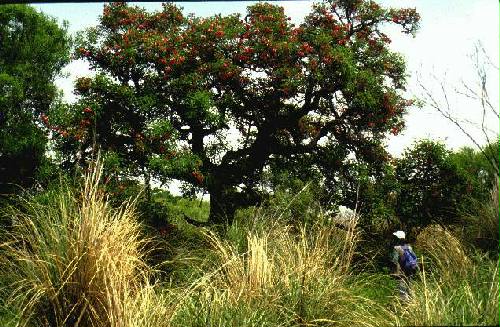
left=54, top=0, right=419, bottom=224
left=0, top=5, right=71, bottom=194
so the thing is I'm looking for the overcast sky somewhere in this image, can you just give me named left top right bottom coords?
left=33, top=0, right=499, bottom=157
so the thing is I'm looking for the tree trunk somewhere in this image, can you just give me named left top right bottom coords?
left=207, top=181, right=264, bottom=226
left=208, top=186, right=236, bottom=225
left=144, top=169, right=151, bottom=204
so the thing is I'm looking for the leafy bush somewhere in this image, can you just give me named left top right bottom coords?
left=396, top=140, right=468, bottom=229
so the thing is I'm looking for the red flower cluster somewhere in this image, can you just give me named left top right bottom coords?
left=78, top=47, right=91, bottom=57
left=83, top=107, right=94, bottom=114
left=191, top=171, right=204, bottom=184
left=80, top=119, right=91, bottom=127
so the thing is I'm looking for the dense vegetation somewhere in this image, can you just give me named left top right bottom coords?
left=0, top=4, right=70, bottom=195
left=0, top=1, right=498, bottom=326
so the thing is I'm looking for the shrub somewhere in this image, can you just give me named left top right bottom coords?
left=396, top=140, right=468, bottom=229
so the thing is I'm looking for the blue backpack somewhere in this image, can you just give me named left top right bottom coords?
left=399, top=245, right=418, bottom=275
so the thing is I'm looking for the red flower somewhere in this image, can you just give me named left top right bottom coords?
left=40, top=114, right=49, bottom=124
left=301, top=42, right=313, bottom=53
left=83, top=107, right=93, bottom=114
left=191, top=171, right=204, bottom=184
left=215, top=30, right=224, bottom=38
left=80, top=119, right=91, bottom=127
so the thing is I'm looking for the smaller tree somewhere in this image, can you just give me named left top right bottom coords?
left=450, top=141, right=499, bottom=204
left=395, top=140, right=467, bottom=229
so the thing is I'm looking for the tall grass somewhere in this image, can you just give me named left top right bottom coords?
left=0, top=162, right=497, bottom=326
left=395, top=225, right=499, bottom=326
left=462, top=175, right=499, bottom=256
left=168, top=213, right=397, bottom=327
left=0, top=161, right=169, bottom=327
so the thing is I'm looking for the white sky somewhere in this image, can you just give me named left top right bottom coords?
left=33, top=0, right=499, bottom=158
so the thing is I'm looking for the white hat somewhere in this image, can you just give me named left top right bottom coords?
left=393, top=231, right=405, bottom=239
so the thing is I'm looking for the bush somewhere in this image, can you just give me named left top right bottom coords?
left=396, top=140, right=468, bottom=229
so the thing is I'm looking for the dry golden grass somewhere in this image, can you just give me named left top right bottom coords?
left=0, top=160, right=169, bottom=327
left=415, top=224, right=472, bottom=279
left=167, top=213, right=396, bottom=327
left=201, top=214, right=358, bottom=304
left=397, top=224, right=499, bottom=326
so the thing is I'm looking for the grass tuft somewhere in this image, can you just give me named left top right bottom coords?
left=0, top=160, right=161, bottom=326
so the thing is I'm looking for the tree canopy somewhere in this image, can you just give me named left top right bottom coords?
left=51, top=0, right=420, bottom=224
left=0, top=5, right=71, bottom=194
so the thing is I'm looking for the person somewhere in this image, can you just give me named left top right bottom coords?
left=390, top=230, right=418, bottom=301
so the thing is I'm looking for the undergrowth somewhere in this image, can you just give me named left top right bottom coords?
left=0, top=163, right=497, bottom=326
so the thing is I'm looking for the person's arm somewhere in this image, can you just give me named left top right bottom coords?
left=389, top=247, right=400, bottom=277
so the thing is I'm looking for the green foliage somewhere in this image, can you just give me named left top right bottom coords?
left=460, top=175, right=499, bottom=257
left=395, top=140, right=468, bottom=228
left=450, top=141, right=499, bottom=205
left=53, top=0, right=420, bottom=224
left=0, top=4, right=70, bottom=194
left=265, top=179, right=323, bottom=227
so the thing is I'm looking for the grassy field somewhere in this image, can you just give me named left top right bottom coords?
left=0, top=166, right=497, bottom=326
